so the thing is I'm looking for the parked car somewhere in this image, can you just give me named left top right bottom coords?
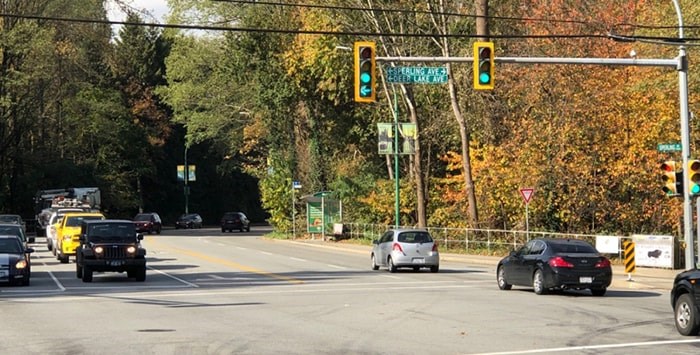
left=0, top=223, right=30, bottom=247
left=176, top=213, right=203, bottom=229
left=46, top=208, right=87, bottom=254
left=496, top=238, right=612, bottom=296
left=671, top=269, right=700, bottom=335
left=0, top=214, right=26, bottom=234
left=370, top=229, right=439, bottom=273
left=0, top=234, right=34, bottom=286
left=133, top=213, right=162, bottom=234
left=220, top=212, right=250, bottom=232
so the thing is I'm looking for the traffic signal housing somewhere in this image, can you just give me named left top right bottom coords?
left=354, top=41, right=376, bottom=103
left=473, top=41, right=495, bottom=90
left=688, top=160, right=700, bottom=196
left=660, top=161, right=681, bottom=196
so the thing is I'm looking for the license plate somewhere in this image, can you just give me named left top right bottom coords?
left=580, top=276, right=593, bottom=283
left=109, top=260, right=125, bottom=266
left=412, top=258, right=425, bottom=264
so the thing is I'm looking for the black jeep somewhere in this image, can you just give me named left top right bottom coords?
left=671, top=268, right=700, bottom=335
left=75, top=220, right=147, bottom=283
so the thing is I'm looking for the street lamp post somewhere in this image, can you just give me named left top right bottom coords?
left=184, top=145, right=189, bottom=215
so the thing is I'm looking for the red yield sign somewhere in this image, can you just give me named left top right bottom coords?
left=520, top=188, right=534, bottom=204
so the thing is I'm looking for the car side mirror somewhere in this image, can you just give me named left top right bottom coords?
left=372, top=240, right=379, bottom=245
left=509, top=250, right=517, bottom=257
left=137, top=234, right=144, bottom=241
left=25, top=247, right=35, bottom=254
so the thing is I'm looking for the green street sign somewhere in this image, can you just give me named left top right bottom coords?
left=385, top=66, right=447, bottom=84
left=657, top=143, right=682, bottom=152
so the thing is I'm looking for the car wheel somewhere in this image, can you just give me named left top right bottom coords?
left=430, top=265, right=439, bottom=273
left=590, top=287, right=606, bottom=296
left=675, top=293, right=700, bottom=336
left=246, top=226, right=251, bottom=232
left=497, top=266, right=512, bottom=290
left=47, top=241, right=52, bottom=251
left=221, top=228, right=225, bottom=233
left=59, top=253, right=69, bottom=264
left=21, top=277, right=30, bottom=286
left=82, top=266, right=93, bottom=283
left=240, top=227, right=244, bottom=232
left=156, top=228, right=161, bottom=235
left=371, top=254, right=379, bottom=270
left=388, top=257, right=397, bottom=273
left=135, top=267, right=146, bottom=282
left=51, top=246, right=56, bottom=256
left=532, top=269, right=547, bottom=295
left=76, top=264, right=83, bottom=278
left=413, top=266, right=420, bottom=272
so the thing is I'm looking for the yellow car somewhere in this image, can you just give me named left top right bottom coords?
left=56, top=212, right=105, bottom=263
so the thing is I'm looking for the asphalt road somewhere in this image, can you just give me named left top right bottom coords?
left=1, top=227, right=698, bottom=355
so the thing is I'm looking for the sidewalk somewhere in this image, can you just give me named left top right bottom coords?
left=289, top=238, right=681, bottom=292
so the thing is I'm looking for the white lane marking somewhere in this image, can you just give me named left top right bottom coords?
left=47, top=270, right=66, bottom=291
left=1, top=281, right=482, bottom=301
left=379, top=274, right=401, bottom=280
left=326, top=264, right=347, bottom=270
left=473, top=339, right=700, bottom=355
left=147, top=266, right=199, bottom=288
left=289, top=257, right=307, bottom=262
left=38, top=259, right=66, bottom=291
left=260, top=251, right=273, bottom=256
left=236, top=246, right=248, bottom=251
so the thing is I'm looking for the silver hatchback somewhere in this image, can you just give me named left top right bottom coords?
left=371, top=229, right=439, bottom=273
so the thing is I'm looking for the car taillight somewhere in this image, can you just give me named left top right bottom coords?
left=392, top=243, right=404, bottom=253
left=595, top=257, right=611, bottom=268
left=432, top=242, right=438, bottom=252
left=549, top=256, right=574, bottom=268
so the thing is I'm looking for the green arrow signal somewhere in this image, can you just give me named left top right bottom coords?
left=360, top=85, right=372, bottom=96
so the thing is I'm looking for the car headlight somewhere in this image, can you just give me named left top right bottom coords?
left=94, top=246, right=104, bottom=254
left=15, top=259, right=28, bottom=269
left=127, top=246, right=136, bottom=254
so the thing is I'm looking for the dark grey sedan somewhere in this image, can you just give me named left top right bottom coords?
left=497, top=238, right=612, bottom=296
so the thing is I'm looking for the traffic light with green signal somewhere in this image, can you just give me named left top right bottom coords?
left=473, top=41, right=494, bottom=90
left=354, top=41, right=376, bottom=103
left=688, top=160, right=700, bottom=195
left=660, top=161, right=681, bottom=196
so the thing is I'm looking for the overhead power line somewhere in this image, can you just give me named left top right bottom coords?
left=212, top=0, right=597, bottom=27
left=0, top=12, right=697, bottom=43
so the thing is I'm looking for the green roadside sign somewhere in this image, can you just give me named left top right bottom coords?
left=657, top=143, right=682, bottom=152
left=385, top=66, right=447, bottom=84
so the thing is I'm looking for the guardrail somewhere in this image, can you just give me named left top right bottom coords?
left=342, top=223, right=605, bottom=255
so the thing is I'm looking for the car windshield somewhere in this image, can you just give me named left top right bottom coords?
left=549, top=241, right=597, bottom=254
left=0, top=215, right=20, bottom=224
left=88, top=224, right=137, bottom=243
left=0, top=238, right=22, bottom=253
left=66, top=216, right=102, bottom=227
left=134, top=214, right=152, bottom=221
left=0, top=225, right=24, bottom=240
left=397, top=231, right=432, bottom=243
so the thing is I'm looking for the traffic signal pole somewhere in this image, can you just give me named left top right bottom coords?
left=673, top=0, right=694, bottom=269
left=377, top=51, right=693, bottom=268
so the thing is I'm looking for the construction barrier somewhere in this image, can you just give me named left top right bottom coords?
left=623, top=240, right=636, bottom=274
